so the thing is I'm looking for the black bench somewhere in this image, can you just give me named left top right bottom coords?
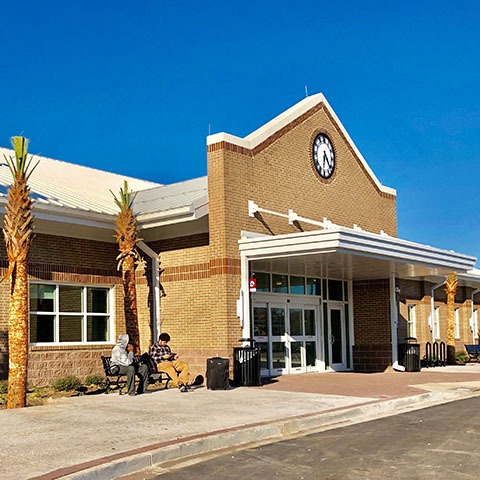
left=464, top=345, right=480, bottom=362
left=101, top=355, right=171, bottom=394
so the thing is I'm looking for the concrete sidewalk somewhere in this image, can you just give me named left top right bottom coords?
left=2, top=366, right=480, bottom=480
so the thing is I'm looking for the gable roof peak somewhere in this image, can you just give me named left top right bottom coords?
left=206, top=93, right=396, bottom=197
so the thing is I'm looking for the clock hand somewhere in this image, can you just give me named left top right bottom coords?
left=323, top=151, right=329, bottom=168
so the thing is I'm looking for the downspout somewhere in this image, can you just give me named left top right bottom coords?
left=430, top=280, right=446, bottom=344
left=138, top=241, right=161, bottom=344
left=471, top=288, right=480, bottom=343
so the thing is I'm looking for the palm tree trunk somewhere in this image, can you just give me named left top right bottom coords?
left=122, top=256, right=140, bottom=355
left=445, top=273, right=458, bottom=365
left=7, top=261, right=28, bottom=409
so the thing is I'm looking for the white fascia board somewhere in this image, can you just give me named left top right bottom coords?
left=206, top=132, right=249, bottom=148
left=192, top=194, right=209, bottom=219
left=244, top=94, right=326, bottom=147
left=0, top=202, right=116, bottom=230
left=336, top=229, right=475, bottom=271
left=137, top=200, right=209, bottom=229
left=206, top=93, right=396, bottom=196
left=239, top=227, right=476, bottom=272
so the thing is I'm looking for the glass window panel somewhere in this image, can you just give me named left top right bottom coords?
left=272, top=342, right=286, bottom=369
left=307, top=278, right=321, bottom=296
left=306, top=341, right=316, bottom=367
left=344, top=281, right=348, bottom=302
left=30, top=314, right=54, bottom=343
left=291, top=342, right=302, bottom=368
left=253, top=272, right=270, bottom=292
left=271, top=307, right=286, bottom=336
left=328, top=280, right=343, bottom=301
left=408, top=305, right=416, bottom=338
left=272, top=274, right=288, bottom=293
left=30, top=284, right=55, bottom=312
left=258, top=342, right=269, bottom=370
left=253, top=307, right=268, bottom=337
left=289, top=308, right=302, bottom=336
left=59, top=315, right=83, bottom=342
left=331, top=309, right=343, bottom=364
left=322, top=279, right=327, bottom=298
left=87, top=288, right=109, bottom=313
left=59, top=285, right=83, bottom=312
left=304, top=309, right=316, bottom=336
left=289, top=276, right=305, bottom=295
left=87, top=316, right=109, bottom=342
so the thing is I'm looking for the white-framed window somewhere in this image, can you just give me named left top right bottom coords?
left=407, top=304, right=416, bottom=338
left=473, top=309, right=479, bottom=339
left=434, top=306, right=440, bottom=339
left=30, top=282, right=113, bottom=345
left=454, top=308, right=460, bottom=339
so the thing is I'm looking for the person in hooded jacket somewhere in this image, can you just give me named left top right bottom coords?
left=111, top=334, right=149, bottom=396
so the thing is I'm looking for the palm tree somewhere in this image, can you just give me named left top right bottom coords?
left=111, top=181, right=141, bottom=354
left=445, top=273, right=458, bottom=365
left=2, top=136, right=37, bottom=409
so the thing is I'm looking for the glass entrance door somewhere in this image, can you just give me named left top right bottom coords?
left=288, top=305, right=319, bottom=373
left=252, top=301, right=320, bottom=376
left=328, top=305, right=346, bottom=371
left=270, top=304, right=288, bottom=375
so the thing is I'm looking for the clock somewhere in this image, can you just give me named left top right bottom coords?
left=312, top=133, right=335, bottom=179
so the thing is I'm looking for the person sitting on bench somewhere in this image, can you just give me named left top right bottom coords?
left=150, top=333, right=191, bottom=392
left=111, top=334, right=149, bottom=396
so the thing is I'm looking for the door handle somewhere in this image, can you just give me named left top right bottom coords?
left=329, top=335, right=335, bottom=344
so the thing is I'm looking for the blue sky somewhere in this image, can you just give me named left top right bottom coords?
left=1, top=1, right=480, bottom=260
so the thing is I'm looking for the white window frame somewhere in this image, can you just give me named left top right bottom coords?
left=407, top=304, right=416, bottom=338
left=434, top=306, right=440, bottom=340
left=454, top=308, right=460, bottom=339
left=30, top=281, right=114, bottom=346
left=473, top=309, right=479, bottom=340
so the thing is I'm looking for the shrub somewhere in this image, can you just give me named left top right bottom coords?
left=0, top=380, right=7, bottom=394
left=84, top=374, right=104, bottom=386
left=456, top=351, right=469, bottom=364
left=52, top=375, right=82, bottom=392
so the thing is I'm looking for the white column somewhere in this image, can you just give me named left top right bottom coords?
left=389, top=276, right=398, bottom=365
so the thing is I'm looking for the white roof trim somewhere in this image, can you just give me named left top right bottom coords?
left=239, top=226, right=476, bottom=273
left=207, top=93, right=396, bottom=196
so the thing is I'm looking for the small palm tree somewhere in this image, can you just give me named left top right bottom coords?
left=111, top=181, right=141, bottom=354
left=2, top=136, right=37, bottom=408
left=445, top=273, right=458, bottom=365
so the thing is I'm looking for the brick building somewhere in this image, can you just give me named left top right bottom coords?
left=1, top=93, right=480, bottom=385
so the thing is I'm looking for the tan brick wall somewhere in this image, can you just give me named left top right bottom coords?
left=207, top=102, right=397, bottom=259
left=203, top=102, right=398, bottom=374
left=1, top=101, right=400, bottom=384
left=396, top=280, right=480, bottom=361
left=352, top=279, right=392, bottom=371
left=0, top=233, right=132, bottom=385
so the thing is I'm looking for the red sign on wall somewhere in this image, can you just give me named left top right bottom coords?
left=249, top=278, right=257, bottom=292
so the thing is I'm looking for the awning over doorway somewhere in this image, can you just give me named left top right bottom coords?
left=239, top=226, right=480, bottom=287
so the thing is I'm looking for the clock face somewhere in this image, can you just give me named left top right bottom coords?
left=312, top=133, right=335, bottom=179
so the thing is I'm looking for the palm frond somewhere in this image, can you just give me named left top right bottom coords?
left=111, top=180, right=137, bottom=210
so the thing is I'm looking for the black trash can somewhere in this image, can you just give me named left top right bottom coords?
left=233, top=338, right=261, bottom=387
left=398, top=341, right=421, bottom=372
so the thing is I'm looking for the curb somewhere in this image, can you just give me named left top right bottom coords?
left=42, top=390, right=478, bottom=480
